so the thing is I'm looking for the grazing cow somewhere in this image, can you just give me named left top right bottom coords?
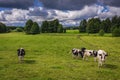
left=72, top=48, right=81, bottom=58
left=71, top=48, right=86, bottom=58
left=95, top=50, right=108, bottom=67
left=83, top=50, right=94, bottom=60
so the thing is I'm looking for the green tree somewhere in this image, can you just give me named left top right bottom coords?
left=111, top=16, right=120, bottom=32
left=41, top=21, right=48, bottom=33
left=100, top=18, right=111, bottom=33
left=79, top=19, right=87, bottom=33
left=105, top=18, right=111, bottom=33
left=101, top=18, right=111, bottom=33
left=86, top=18, right=101, bottom=34
left=30, top=22, right=40, bottom=34
left=86, top=18, right=94, bottom=33
left=48, top=21, right=54, bottom=33
left=111, top=15, right=118, bottom=26
left=57, top=24, right=63, bottom=33
left=53, top=19, right=59, bottom=33
left=41, top=19, right=63, bottom=33
left=0, top=22, right=6, bottom=33
left=24, top=19, right=33, bottom=34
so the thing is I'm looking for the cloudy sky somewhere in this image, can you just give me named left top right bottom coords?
left=0, top=0, right=120, bottom=26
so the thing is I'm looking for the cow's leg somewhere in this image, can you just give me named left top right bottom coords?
left=94, top=57, right=97, bottom=62
left=100, top=61, right=102, bottom=66
left=78, top=53, right=81, bottom=59
left=83, top=55, right=85, bottom=60
left=98, top=60, right=102, bottom=67
left=86, top=57, right=88, bottom=60
left=72, top=54, right=76, bottom=59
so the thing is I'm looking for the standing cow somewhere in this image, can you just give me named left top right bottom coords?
left=95, top=50, right=108, bottom=67
left=17, top=48, right=25, bottom=63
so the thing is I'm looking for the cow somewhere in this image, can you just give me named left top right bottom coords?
left=83, top=50, right=94, bottom=60
left=82, top=50, right=98, bottom=60
left=17, top=48, right=25, bottom=63
left=71, top=47, right=86, bottom=59
left=95, top=50, right=108, bottom=67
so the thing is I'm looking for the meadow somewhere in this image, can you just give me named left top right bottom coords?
left=0, top=31, right=120, bottom=80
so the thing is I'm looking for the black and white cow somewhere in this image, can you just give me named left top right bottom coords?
left=82, top=50, right=98, bottom=60
left=17, top=48, right=25, bottom=62
left=71, top=47, right=86, bottom=58
left=94, top=50, right=108, bottom=67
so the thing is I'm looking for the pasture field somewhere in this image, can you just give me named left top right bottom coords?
left=0, top=32, right=120, bottom=80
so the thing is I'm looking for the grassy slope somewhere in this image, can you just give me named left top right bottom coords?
left=0, top=32, right=120, bottom=80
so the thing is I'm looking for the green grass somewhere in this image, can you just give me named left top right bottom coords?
left=66, top=30, right=79, bottom=34
left=0, top=32, right=120, bottom=80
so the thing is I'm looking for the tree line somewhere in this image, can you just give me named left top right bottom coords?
left=0, top=15, right=120, bottom=36
left=0, top=19, right=65, bottom=34
left=79, top=15, right=120, bottom=36
left=41, top=19, right=65, bottom=33
left=24, top=19, right=65, bottom=34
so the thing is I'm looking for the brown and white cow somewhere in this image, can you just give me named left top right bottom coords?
left=83, top=50, right=94, bottom=60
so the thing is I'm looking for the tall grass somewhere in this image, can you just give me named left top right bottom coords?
left=0, top=32, right=120, bottom=80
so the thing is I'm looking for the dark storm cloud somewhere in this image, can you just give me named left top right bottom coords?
left=39, top=0, right=97, bottom=10
left=39, top=0, right=120, bottom=10
left=0, top=0, right=34, bottom=9
left=0, top=0, right=120, bottom=10
left=0, top=0, right=120, bottom=27
left=103, top=0, right=120, bottom=7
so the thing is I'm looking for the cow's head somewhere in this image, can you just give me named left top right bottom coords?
left=101, top=53, right=107, bottom=62
left=72, top=48, right=76, bottom=53
left=81, top=47, right=86, bottom=52
left=104, top=52, right=108, bottom=56
left=93, top=50, right=98, bottom=57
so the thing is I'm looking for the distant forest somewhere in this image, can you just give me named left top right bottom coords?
left=0, top=15, right=120, bottom=36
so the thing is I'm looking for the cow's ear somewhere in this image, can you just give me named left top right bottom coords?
left=105, top=52, right=108, bottom=56
left=105, top=54, right=108, bottom=56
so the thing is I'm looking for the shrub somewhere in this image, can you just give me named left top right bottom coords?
left=16, top=28, right=23, bottom=32
left=99, top=29, right=105, bottom=36
left=112, top=27, right=120, bottom=37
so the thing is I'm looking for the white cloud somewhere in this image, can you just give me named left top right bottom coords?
left=61, top=20, right=80, bottom=26
left=109, top=6, right=120, bottom=16
left=0, top=4, right=120, bottom=26
left=5, top=9, right=28, bottom=21
left=54, top=5, right=97, bottom=20
left=96, top=6, right=120, bottom=19
left=2, top=21, right=25, bottom=26
left=0, top=11, right=5, bottom=20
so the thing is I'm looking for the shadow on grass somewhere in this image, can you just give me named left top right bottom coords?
left=104, top=64, right=118, bottom=69
left=0, top=57, right=3, bottom=59
left=24, top=60, right=36, bottom=64
left=51, top=66, right=63, bottom=69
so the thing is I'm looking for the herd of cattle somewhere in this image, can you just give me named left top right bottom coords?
left=71, top=48, right=108, bottom=67
left=17, top=47, right=108, bottom=67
